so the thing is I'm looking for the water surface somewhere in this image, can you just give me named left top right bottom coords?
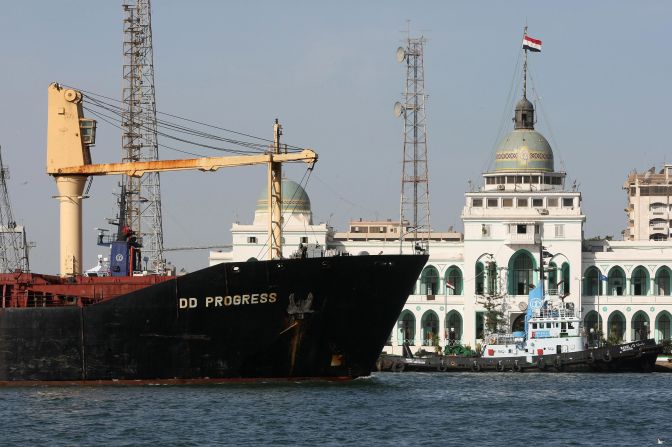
left=1, top=372, right=668, bottom=446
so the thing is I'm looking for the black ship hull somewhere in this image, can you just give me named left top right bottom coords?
left=0, top=254, right=427, bottom=383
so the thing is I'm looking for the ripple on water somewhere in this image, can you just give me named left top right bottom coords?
left=0, top=373, right=669, bottom=446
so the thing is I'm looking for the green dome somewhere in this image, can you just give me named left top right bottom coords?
left=256, top=179, right=311, bottom=213
left=494, top=129, right=554, bottom=172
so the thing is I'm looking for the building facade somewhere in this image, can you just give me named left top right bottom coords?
left=210, top=96, right=672, bottom=357
left=623, top=164, right=672, bottom=241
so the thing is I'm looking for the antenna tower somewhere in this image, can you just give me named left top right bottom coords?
left=0, top=147, right=29, bottom=272
left=121, top=0, right=164, bottom=273
left=395, top=35, right=431, bottom=252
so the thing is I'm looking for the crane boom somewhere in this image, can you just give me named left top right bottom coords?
left=49, top=150, right=317, bottom=177
left=46, top=83, right=317, bottom=276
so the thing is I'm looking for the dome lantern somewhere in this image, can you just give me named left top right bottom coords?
left=514, top=97, right=535, bottom=130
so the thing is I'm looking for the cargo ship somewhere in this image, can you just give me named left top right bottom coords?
left=0, top=84, right=427, bottom=384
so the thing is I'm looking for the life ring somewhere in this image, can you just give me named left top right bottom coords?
left=437, top=361, right=449, bottom=372
left=471, top=361, right=481, bottom=372
left=537, top=357, right=546, bottom=371
left=603, top=350, right=612, bottom=363
left=391, top=361, right=406, bottom=372
left=496, top=361, right=506, bottom=372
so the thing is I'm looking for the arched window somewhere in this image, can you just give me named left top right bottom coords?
left=397, top=310, right=415, bottom=346
left=631, top=266, right=649, bottom=296
left=508, top=250, right=535, bottom=295
left=584, top=311, right=603, bottom=334
left=475, top=262, right=484, bottom=295
left=421, top=311, right=439, bottom=346
left=419, top=266, right=439, bottom=295
left=445, top=266, right=463, bottom=295
left=606, top=267, right=625, bottom=296
left=584, top=311, right=603, bottom=346
left=547, top=262, right=558, bottom=295
left=487, top=261, right=498, bottom=295
left=475, top=311, right=485, bottom=340
left=607, top=311, right=626, bottom=343
left=445, top=311, right=463, bottom=343
left=583, top=267, right=602, bottom=296
left=512, top=314, right=525, bottom=332
left=632, top=311, right=650, bottom=341
left=656, top=311, right=671, bottom=342
left=561, top=263, right=570, bottom=294
left=655, top=267, right=671, bottom=296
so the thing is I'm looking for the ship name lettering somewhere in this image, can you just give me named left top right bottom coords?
left=181, top=292, right=277, bottom=309
left=178, top=297, right=198, bottom=309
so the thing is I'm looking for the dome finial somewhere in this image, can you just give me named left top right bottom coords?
left=516, top=27, right=542, bottom=130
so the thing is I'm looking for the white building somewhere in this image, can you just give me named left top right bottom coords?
left=210, top=93, right=672, bottom=357
left=623, top=164, right=672, bottom=241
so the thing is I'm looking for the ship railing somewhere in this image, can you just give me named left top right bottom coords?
left=532, top=307, right=577, bottom=319
left=485, top=334, right=522, bottom=345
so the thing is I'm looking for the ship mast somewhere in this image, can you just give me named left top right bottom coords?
left=268, top=119, right=283, bottom=260
left=121, top=0, right=165, bottom=273
left=0, top=147, right=29, bottom=272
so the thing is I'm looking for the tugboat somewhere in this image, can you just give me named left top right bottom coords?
left=379, top=276, right=662, bottom=373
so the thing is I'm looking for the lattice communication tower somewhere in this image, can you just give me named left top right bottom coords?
left=395, top=36, right=431, bottom=252
left=0, top=147, right=29, bottom=272
left=121, top=0, right=164, bottom=273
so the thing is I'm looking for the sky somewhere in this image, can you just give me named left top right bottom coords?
left=0, top=1, right=670, bottom=274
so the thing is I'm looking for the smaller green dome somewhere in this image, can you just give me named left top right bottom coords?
left=494, top=129, right=554, bottom=172
left=256, top=179, right=311, bottom=213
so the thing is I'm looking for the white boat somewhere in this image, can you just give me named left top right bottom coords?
left=481, top=297, right=586, bottom=361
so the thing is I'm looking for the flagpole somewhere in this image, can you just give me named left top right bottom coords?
left=523, top=26, right=528, bottom=98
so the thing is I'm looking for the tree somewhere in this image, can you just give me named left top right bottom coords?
left=476, top=261, right=507, bottom=334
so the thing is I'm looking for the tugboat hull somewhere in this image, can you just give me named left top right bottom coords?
left=0, top=254, right=427, bottom=383
left=378, top=339, right=663, bottom=373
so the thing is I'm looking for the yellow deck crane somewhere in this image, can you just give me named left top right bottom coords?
left=47, top=83, right=317, bottom=276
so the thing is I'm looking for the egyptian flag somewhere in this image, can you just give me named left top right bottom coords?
left=522, top=35, right=542, bottom=52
